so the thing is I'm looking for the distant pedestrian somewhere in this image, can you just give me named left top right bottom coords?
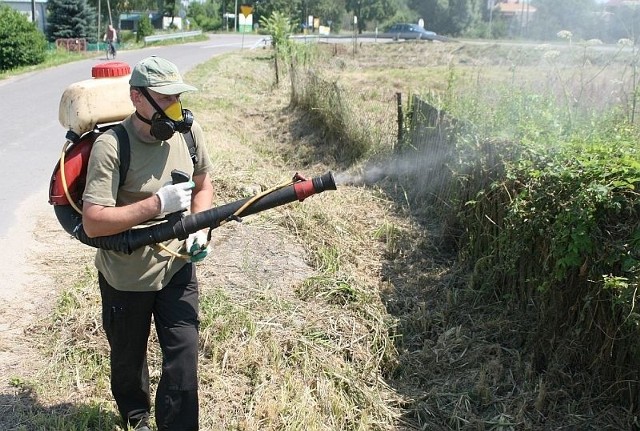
left=104, top=24, right=118, bottom=57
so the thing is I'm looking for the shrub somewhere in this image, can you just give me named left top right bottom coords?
left=118, top=30, right=136, bottom=44
left=0, top=5, right=47, bottom=71
left=136, top=15, right=153, bottom=43
left=187, top=1, right=222, bottom=31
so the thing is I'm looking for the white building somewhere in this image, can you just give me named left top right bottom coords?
left=3, top=0, right=48, bottom=32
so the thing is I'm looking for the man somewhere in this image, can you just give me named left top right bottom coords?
left=82, top=56, right=214, bottom=430
left=104, top=24, right=118, bottom=56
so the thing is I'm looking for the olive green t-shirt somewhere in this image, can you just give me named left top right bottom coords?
left=83, top=115, right=214, bottom=291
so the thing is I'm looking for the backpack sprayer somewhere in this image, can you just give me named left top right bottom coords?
left=49, top=61, right=337, bottom=254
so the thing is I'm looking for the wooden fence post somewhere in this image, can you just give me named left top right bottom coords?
left=396, top=92, right=403, bottom=146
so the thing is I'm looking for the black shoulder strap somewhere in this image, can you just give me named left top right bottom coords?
left=184, top=130, right=198, bottom=165
left=111, top=124, right=196, bottom=188
left=112, top=124, right=130, bottom=188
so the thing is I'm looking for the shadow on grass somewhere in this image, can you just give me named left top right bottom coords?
left=0, top=386, right=121, bottom=431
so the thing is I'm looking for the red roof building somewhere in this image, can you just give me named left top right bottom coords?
left=492, top=0, right=537, bottom=25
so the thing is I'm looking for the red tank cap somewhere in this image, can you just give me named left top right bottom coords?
left=92, top=61, right=131, bottom=78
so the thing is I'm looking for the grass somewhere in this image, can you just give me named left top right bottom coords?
left=0, top=49, right=97, bottom=80
left=7, top=38, right=640, bottom=430
left=141, top=32, right=209, bottom=48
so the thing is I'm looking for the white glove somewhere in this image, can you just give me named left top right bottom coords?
left=156, top=181, right=194, bottom=213
left=185, top=231, right=210, bottom=262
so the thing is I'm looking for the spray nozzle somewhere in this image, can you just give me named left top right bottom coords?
left=293, top=172, right=309, bottom=182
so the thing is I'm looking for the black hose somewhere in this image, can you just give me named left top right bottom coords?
left=55, top=172, right=337, bottom=254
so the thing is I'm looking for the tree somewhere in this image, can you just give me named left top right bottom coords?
left=0, top=5, right=47, bottom=71
left=188, top=1, right=223, bottom=31
left=85, top=0, right=156, bottom=40
left=259, top=0, right=303, bottom=29
left=385, top=0, right=420, bottom=29
left=46, top=0, right=97, bottom=42
left=346, top=0, right=397, bottom=33
left=163, top=0, right=178, bottom=27
left=136, top=14, right=153, bottom=42
left=408, top=0, right=481, bottom=35
left=448, top=0, right=481, bottom=36
left=309, top=0, right=346, bottom=30
left=259, top=10, right=294, bottom=84
left=408, top=0, right=443, bottom=32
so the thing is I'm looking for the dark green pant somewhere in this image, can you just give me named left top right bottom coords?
left=99, top=263, right=199, bottom=430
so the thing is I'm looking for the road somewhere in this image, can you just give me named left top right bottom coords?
left=0, top=33, right=262, bottom=297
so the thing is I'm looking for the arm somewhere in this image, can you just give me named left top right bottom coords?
left=188, top=122, right=214, bottom=215
left=191, top=172, right=214, bottom=214
left=83, top=195, right=162, bottom=238
left=82, top=173, right=212, bottom=238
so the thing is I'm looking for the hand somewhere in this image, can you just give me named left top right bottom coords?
left=185, top=231, right=209, bottom=262
left=156, top=181, right=195, bottom=214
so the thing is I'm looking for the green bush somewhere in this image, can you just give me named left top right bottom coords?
left=136, top=16, right=153, bottom=43
left=0, top=5, right=47, bottom=71
left=191, top=14, right=222, bottom=31
left=118, top=30, right=136, bottom=44
left=187, top=1, right=222, bottom=31
left=425, top=79, right=640, bottom=400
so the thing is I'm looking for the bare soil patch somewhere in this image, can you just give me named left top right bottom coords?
left=0, top=192, right=65, bottom=394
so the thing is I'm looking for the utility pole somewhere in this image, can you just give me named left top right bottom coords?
left=488, top=0, right=494, bottom=37
left=235, top=0, right=238, bottom=32
left=107, top=0, right=112, bottom=25
left=520, top=0, right=525, bottom=37
left=30, top=0, right=36, bottom=28
left=526, top=0, right=530, bottom=37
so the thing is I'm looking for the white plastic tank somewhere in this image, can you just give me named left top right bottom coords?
left=58, top=61, right=135, bottom=141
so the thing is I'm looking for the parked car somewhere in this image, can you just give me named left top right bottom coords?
left=384, top=23, right=444, bottom=41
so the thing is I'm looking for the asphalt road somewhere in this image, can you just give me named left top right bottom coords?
left=0, top=33, right=263, bottom=237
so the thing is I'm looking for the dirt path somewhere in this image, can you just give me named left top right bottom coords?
left=0, top=189, right=64, bottom=391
